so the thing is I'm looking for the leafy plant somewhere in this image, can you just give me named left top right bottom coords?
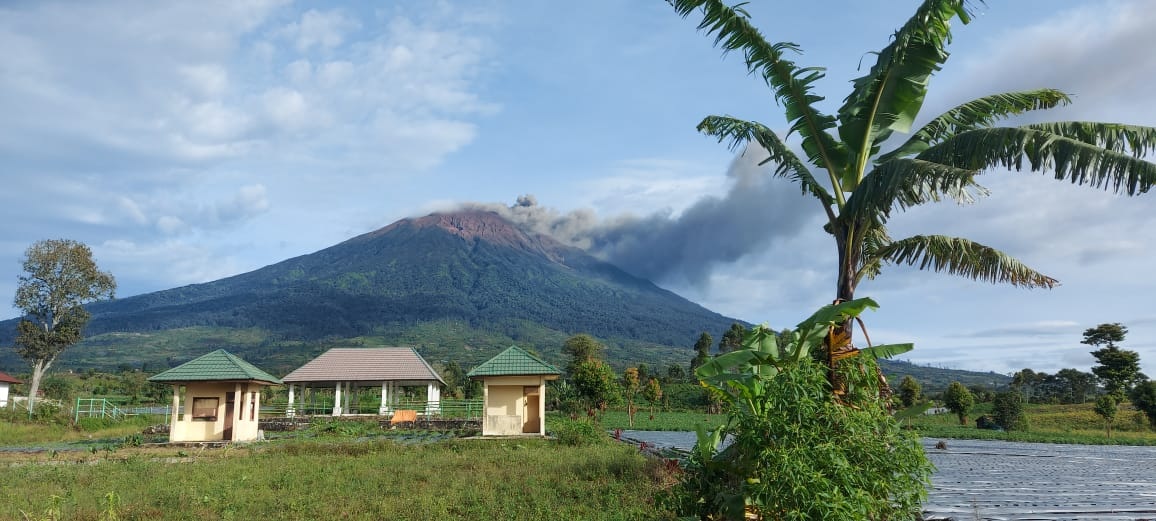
left=992, top=391, right=1029, bottom=431
left=899, top=375, right=922, bottom=408
left=99, top=492, right=120, bottom=521
left=670, top=299, right=930, bottom=520
left=549, top=417, right=606, bottom=447
left=944, top=381, right=975, bottom=425
left=1095, top=395, right=1119, bottom=439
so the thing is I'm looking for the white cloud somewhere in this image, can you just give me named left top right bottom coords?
left=285, top=9, right=360, bottom=52
left=581, top=158, right=727, bottom=217
left=96, top=238, right=247, bottom=292
left=178, top=64, right=229, bottom=98
left=0, top=0, right=501, bottom=321
left=261, top=87, right=313, bottom=131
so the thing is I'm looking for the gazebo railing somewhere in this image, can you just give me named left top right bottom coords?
left=266, top=398, right=483, bottom=419
left=393, top=398, right=483, bottom=419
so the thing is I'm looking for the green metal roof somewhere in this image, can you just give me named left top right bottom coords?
left=148, top=349, right=282, bottom=384
left=467, top=346, right=562, bottom=378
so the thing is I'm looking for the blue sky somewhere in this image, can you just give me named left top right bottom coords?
left=2, top=0, right=1154, bottom=376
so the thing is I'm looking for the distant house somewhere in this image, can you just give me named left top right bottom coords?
left=0, top=371, right=21, bottom=407
left=468, top=346, right=561, bottom=436
left=148, top=350, right=282, bottom=443
left=282, top=347, right=445, bottom=417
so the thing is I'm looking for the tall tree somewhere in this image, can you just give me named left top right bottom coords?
left=1094, top=394, right=1118, bottom=439
left=636, top=363, right=650, bottom=384
left=717, top=323, right=746, bottom=354
left=690, top=332, right=712, bottom=372
left=1081, top=323, right=1128, bottom=349
left=1129, top=380, right=1156, bottom=429
left=943, top=381, right=974, bottom=426
left=991, top=391, right=1028, bottom=431
left=642, top=377, right=663, bottom=415
left=1055, top=368, right=1097, bottom=404
left=13, top=239, right=115, bottom=412
left=564, top=334, right=621, bottom=410
left=669, top=0, right=1156, bottom=387
left=623, top=367, right=641, bottom=427
left=1083, top=323, right=1142, bottom=399
left=563, top=334, right=605, bottom=376
left=898, top=375, right=921, bottom=408
left=1011, top=369, right=1046, bottom=402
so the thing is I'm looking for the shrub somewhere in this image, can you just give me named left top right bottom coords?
left=672, top=359, right=931, bottom=520
left=668, top=299, right=932, bottom=520
left=549, top=418, right=605, bottom=447
left=77, top=417, right=117, bottom=432
left=992, top=391, right=1029, bottom=431
left=944, top=381, right=975, bottom=425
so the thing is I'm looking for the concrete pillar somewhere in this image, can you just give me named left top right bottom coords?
left=287, top=384, right=295, bottom=417
left=170, top=385, right=180, bottom=427
left=332, top=381, right=343, bottom=416
left=240, top=385, right=251, bottom=426
left=426, top=383, right=441, bottom=414
left=538, top=380, right=547, bottom=435
left=481, top=380, right=490, bottom=436
left=379, top=381, right=389, bottom=415
left=235, top=383, right=244, bottom=425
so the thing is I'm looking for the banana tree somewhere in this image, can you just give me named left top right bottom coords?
left=697, top=297, right=911, bottom=408
left=670, top=0, right=1156, bottom=383
left=685, top=298, right=925, bottom=519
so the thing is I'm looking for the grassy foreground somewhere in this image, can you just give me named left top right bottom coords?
left=900, top=401, right=1156, bottom=446
left=1, top=438, right=677, bottom=520
left=588, top=409, right=725, bottom=432
left=0, top=414, right=161, bottom=446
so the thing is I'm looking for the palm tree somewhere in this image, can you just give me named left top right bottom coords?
left=669, top=0, right=1156, bottom=384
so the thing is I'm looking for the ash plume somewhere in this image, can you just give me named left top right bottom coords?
left=464, top=149, right=820, bottom=286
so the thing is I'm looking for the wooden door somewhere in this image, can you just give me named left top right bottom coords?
left=223, top=397, right=235, bottom=441
left=523, top=393, right=540, bottom=434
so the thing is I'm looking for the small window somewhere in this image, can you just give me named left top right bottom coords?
left=191, top=397, right=219, bottom=421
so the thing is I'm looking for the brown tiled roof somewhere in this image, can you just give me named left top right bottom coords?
left=282, top=347, right=445, bottom=384
left=0, top=371, right=22, bottom=384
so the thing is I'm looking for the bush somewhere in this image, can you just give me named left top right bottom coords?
left=992, top=391, right=1029, bottom=431
left=76, top=417, right=117, bottom=432
left=671, top=358, right=931, bottom=520
left=944, top=381, right=975, bottom=425
left=549, top=418, right=605, bottom=447
left=666, top=299, right=933, bottom=520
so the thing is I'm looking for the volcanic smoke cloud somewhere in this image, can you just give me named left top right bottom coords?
left=464, top=148, right=821, bottom=286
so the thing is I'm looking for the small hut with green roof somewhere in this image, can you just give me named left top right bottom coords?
left=148, top=350, right=282, bottom=443
left=467, top=346, right=561, bottom=436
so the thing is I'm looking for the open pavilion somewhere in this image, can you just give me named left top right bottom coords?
left=282, top=347, right=445, bottom=417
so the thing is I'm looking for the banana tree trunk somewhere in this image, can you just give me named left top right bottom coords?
left=828, top=229, right=859, bottom=396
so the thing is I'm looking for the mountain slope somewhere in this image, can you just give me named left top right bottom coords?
left=0, top=210, right=741, bottom=371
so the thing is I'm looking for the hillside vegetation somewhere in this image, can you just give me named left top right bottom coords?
left=0, top=211, right=737, bottom=373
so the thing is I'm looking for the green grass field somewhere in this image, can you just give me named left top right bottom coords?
left=1, top=437, right=677, bottom=520
left=585, top=409, right=726, bottom=432
left=900, top=400, right=1156, bottom=445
